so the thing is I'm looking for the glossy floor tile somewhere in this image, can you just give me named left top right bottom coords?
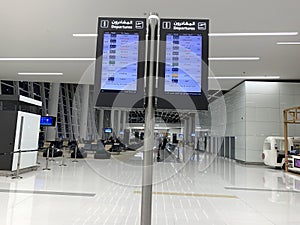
left=0, top=151, right=300, bottom=225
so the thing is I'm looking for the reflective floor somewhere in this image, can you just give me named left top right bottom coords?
left=0, top=151, right=300, bottom=225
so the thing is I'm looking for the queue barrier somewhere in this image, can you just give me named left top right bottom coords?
left=0, top=149, right=40, bottom=179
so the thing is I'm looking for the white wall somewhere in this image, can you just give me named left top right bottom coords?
left=207, top=83, right=245, bottom=160
left=224, top=83, right=246, bottom=161
left=220, top=81, right=300, bottom=163
left=245, top=82, right=280, bottom=162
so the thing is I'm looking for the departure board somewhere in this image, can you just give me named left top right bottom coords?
left=101, top=32, right=139, bottom=92
left=164, top=34, right=202, bottom=95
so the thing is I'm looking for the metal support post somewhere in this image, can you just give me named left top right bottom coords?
left=284, top=110, right=288, bottom=172
left=140, top=13, right=159, bottom=225
left=72, top=145, right=78, bottom=162
left=12, top=116, right=24, bottom=179
left=59, top=147, right=67, bottom=166
left=12, top=149, right=23, bottom=179
left=49, top=145, right=55, bottom=161
left=182, top=140, right=186, bottom=162
left=36, top=152, right=40, bottom=165
left=43, top=147, right=51, bottom=170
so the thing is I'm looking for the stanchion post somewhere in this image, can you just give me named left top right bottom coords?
left=59, top=146, right=67, bottom=166
left=12, top=149, right=23, bottom=179
left=284, top=110, right=288, bottom=172
left=36, top=150, right=40, bottom=165
left=182, top=140, right=186, bottom=162
left=49, top=145, right=55, bottom=161
left=72, top=144, right=78, bottom=162
left=43, top=147, right=51, bottom=170
left=12, top=116, right=24, bottom=179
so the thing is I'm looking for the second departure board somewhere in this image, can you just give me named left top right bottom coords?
left=158, top=18, right=209, bottom=110
left=165, top=33, right=202, bottom=95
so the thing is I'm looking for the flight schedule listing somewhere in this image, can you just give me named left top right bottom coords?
left=101, top=32, right=139, bottom=92
left=164, top=34, right=202, bottom=95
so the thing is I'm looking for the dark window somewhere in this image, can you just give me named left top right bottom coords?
left=1, top=84, right=14, bottom=95
left=44, top=83, right=50, bottom=89
left=20, top=90, right=29, bottom=97
left=19, top=81, right=29, bottom=91
left=34, top=95, right=42, bottom=101
left=33, top=83, right=41, bottom=95
left=45, top=88, right=49, bottom=98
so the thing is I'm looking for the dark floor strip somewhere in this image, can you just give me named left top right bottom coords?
left=225, top=186, right=300, bottom=193
left=0, top=189, right=96, bottom=197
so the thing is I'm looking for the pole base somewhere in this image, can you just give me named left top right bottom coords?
left=43, top=168, right=51, bottom=170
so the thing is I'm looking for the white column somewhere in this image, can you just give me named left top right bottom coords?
left=79, top=84, right=89, bottom=141
left=183, top=119, right=188, bottom=144
left=110, top=109, right=115, bottom=136
left=46, top=83, right=60, bottom=141
left=98, top=109, right=104, bottom=139
left=122, top=110, right=127, bottom=132
left=116, top=109, right=122, bottom=137
left=189, top=113, right=195, bottom=145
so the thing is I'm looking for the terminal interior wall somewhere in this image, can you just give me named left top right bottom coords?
left=212, top=81, right=300, bottom=163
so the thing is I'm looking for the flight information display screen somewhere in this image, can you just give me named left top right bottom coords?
left=164, top=33, right=202, bottom=95
left=101, top=32, right=139, bottom=93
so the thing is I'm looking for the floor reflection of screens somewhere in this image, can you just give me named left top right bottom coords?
left=101, top=32, right=139, bottom=92
left=295, top=179, right=300, bottom=190
left=165, top=33, right=202, bottom=95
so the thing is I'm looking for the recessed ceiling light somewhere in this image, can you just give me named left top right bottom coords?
left=208, top=57, right=260, bottom=61
left=73, top=34, right=98, bottom=37
left=209, top=32, right=298, bottom=37
left=277, top=42, right=300, bottom=45
left=0, top=58, right=96, bottom=61
left=18, top=72, right=63, bottom=76
left=209, top=76, right=280, bottom=79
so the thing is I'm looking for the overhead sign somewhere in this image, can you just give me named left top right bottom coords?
left=94, top=17, right=146, bottom=108
left=157, top=18, right=209, bottom=110
left=94, top=17, right=209, bottom=110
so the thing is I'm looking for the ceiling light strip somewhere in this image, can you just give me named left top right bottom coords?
left=209, top=32, right=298, bottom=37
left=209, top=57, right=260, bottom=61
left=73, top=34, right=98, bottom=37
left=0, top=58, right=96, bottom=61
left=277, top=42, right=300, bottom=45
left=18, top=72, right=63, bottom=76
left=209, top=76, right=280, bottom=79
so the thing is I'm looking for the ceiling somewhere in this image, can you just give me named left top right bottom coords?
left=1, top=0, right=300, bottom=91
